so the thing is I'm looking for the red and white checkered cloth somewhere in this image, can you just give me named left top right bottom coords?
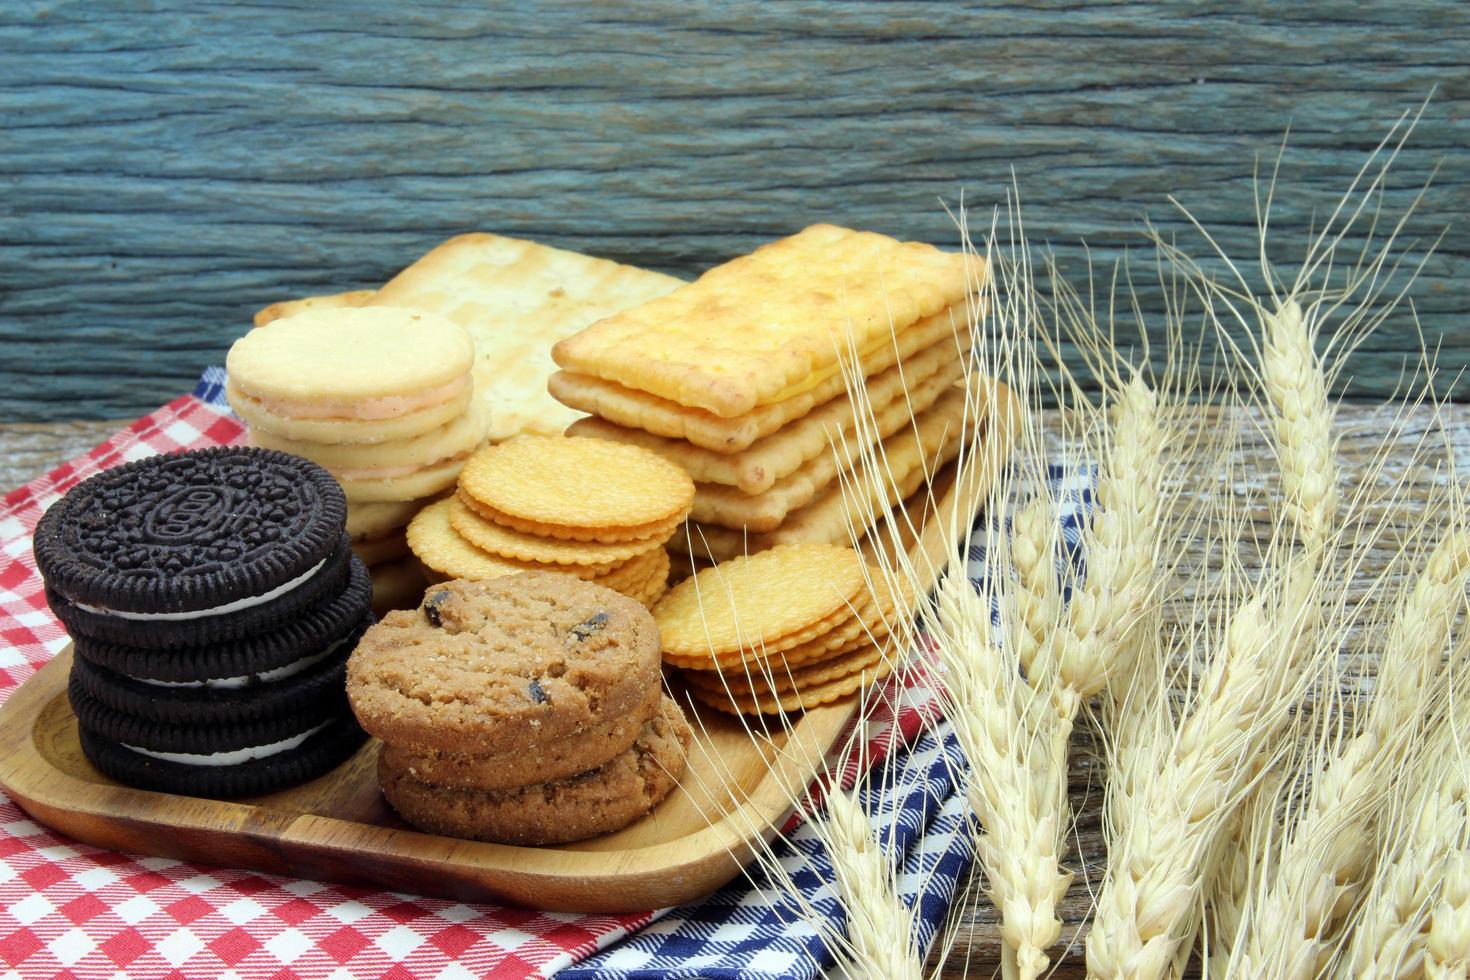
left=0, top=383, right=940, bottom=979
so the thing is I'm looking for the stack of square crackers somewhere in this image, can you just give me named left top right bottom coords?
left=550, top=224, right=983, bottom=568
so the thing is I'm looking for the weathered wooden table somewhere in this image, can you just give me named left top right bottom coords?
left=3, top=2, right=1467, bottom=422
left=4, top=401, right=1467, bottom=977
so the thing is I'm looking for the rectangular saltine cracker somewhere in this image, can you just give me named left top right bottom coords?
left=670, top=382, right=1012, bottom=562
left=254, top=289, right=377, bottom=328
left=685, top=362, right=969, bottom=532
left=372, top=233, right=686, bottom=443
left=566, top=333, right=965, bottom=494
left=550, top=303, right=973, bottom=454
left=552, top=224, right=983, bottom=417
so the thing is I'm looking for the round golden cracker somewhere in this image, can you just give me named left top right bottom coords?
left=682, top=643, right=886, bottom=697
left=468, top=500, right=686, bottom=545
left=623, top=550, right=671, bottom=607
left=663, top=568, right=914, bottom=670
left=665, top=625, right=873, bottom=672
left=407, top=499, right=613, bottom=582
left=652, top=544, right=867, bottom=659
left=686, top=657, right=895, bottom=716
left=457, top=435, right=695, bottom=540
left=449, top=492, right=669, bottom=566
left=593, top=546, right=667, bottom=592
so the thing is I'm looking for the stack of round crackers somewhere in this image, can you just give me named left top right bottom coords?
left=226, top=307, right=490, bottom=613
left=548, top=224, right=978, bottom=571
left=654, top=543, right=913, bottom=715
left=346, top=574, right=691, bottom=846
left=405, top=434, right=693, bottom=608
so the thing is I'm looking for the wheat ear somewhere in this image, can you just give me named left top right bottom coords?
left=1228, top=527, right=1470, bottom=977
left=1010, top=495, right=1061, bottom=678
left=1337, top=750, right=1469, bottom=978
left=819, top=781, right=927, bottom=980
left=1260, top=299, right=1338, bottom=554
left=1087, top=561, right=1331, bottom=980
left=1426, top=850, right=1470, bottom=978
left=929, top=562, right=1072, bottom=980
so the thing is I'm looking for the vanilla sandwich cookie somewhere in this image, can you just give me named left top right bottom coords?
left=348, top=498, right=431, bottom=540
left=225, top=306, right=476, bottom=444
left=251, top=400, right=491, bottom=503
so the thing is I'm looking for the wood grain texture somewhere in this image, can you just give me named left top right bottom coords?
left=1, top=1, right=1466, bottom=420
left=5, top=400, right=1466, bottom=974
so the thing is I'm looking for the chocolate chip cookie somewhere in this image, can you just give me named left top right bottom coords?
left=378, top=698, right=692, bottom=845
left=345, top=572, right=661, bottom=754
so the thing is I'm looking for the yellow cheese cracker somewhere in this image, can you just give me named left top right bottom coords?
left=566, top=335, right=964, bottom=494
left=372, top=233, right=685, bottom=442
left=670, top=383, right=998, bottom=562
left=448, top=493, right=669, bottom=567
left=652, top=544, right=867, bottom=659
left=457, top=434, right=695, bottom=542
left=548, top=304, right=968, bottom=453
left=687, top=656, right=895, bottom=716
left=552, top=224, right=980, bottom=417
left=686, top=362, right=968, bottom=532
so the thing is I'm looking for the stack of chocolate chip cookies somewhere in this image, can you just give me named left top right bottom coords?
left=406, top=435, right=693, bottom=608
left=225, top=306, right=490, bottom=612
left=347, top=574, right=691, bottom=845
left=549, top=224, right=984, bottom=571
left=654, top=544, right=913, bottom=715
left=33, top=447, right=372, bottom=797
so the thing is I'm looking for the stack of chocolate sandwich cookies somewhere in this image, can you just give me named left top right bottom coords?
left=226, top=306, right=489, bottom=612
left=347, top=574, right=690, bottom=846
left=406, top=435, right=693, bottom=608
left=33, top=447, right=372, bottom=797
left=550, top=224, right=983, bottom=567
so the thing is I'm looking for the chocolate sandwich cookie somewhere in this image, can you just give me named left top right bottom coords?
left=378, top=701, right=692, bottom=845
left=34, top=447, right=349, bottom=649
left=69, top=673, right=352, bottom=754
left=71, top=557, right=373, bottom=683
left=77, top=716, right=366, bottom=799
left=346, top=573, right=661, bottom=754
left=69, top=616, right=366, bottom=726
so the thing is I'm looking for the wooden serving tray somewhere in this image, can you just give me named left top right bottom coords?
left=0, top=459, right=987, bottom=914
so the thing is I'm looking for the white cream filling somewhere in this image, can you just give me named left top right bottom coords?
left=133, top=639, right=347, bottom=690
left=121, top=721, right=331, bottom=767
left=73, top=556, right=329, bottom=621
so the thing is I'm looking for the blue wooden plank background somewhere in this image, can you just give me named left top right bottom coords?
left=1, top=1, right=1466, bottom=421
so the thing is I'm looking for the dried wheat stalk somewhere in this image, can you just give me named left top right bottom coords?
left=1229, top=526, right=1470, bottom=978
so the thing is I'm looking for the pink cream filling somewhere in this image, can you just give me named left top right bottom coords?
left=248, top=375, right=469, bottom=422
left=335, top=451, right=469, bottom=482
